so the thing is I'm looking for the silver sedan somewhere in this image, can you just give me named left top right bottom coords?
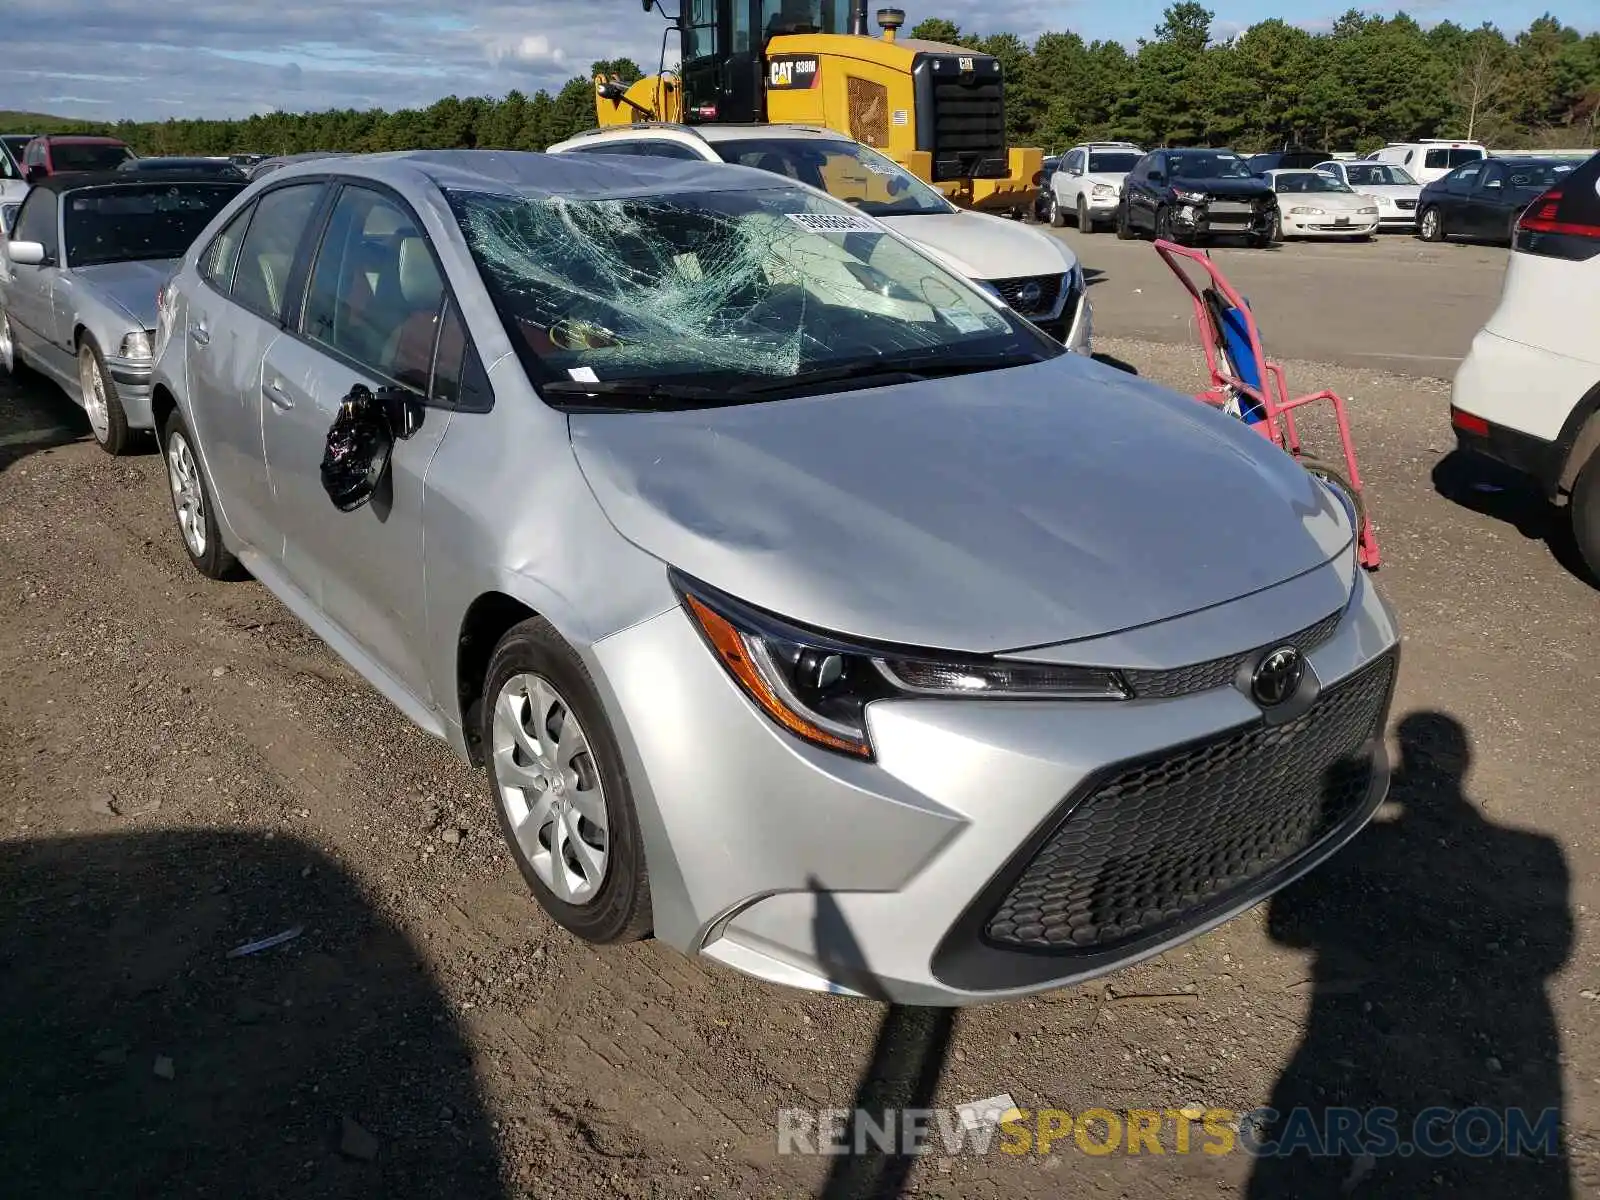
left=0, top=172, right=244, bottom=453
left=150, top=150, right=1400, bottom=1005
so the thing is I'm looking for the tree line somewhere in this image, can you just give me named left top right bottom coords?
left=4, top=6, right=1597, bottom=159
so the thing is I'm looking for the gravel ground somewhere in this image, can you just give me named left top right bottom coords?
left=1, top=331, right=1598, bottom=1200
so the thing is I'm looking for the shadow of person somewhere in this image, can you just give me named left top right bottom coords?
left=810, top=879, right=957, bottom=1200
left=0, top=830, right=507, bottom=1199
left=1247, top=711, right=1573, bottom=1197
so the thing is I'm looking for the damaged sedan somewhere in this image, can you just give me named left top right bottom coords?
left=149, top=150, right=1399, bottom=1005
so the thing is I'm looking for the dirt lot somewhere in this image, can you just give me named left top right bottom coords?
left=3, top=234, right=1599, bottom=1200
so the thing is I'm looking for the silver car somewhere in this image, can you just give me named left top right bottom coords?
left=0, top=171, right=244, bottom=454
left=149, top=150, right=1400, bottom=1006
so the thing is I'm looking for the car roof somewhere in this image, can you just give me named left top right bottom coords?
left=261, top=148, right=823, bottom=202
left=31, top=135, right=127, bottom=145
left=25, top=170, right=248, bottom=193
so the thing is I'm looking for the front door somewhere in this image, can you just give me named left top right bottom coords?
left=183, top=181, right=326, bottom=555
left=259, top=183, right=458, bottom=701
left=5, top=189, right=62, bottom=374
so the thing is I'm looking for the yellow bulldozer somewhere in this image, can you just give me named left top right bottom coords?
left=593, top=0, right=1043, bottom=216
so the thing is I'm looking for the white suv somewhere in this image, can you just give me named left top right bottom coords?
left=546, top=123, right=1091, bottom=352
left=1047, top=143, right=1144, bottom=232
left=1368, top=140, right=1486, bottom=187
left=1449, top=150, right=1600, bottom=578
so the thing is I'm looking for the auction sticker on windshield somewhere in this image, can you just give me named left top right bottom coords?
left=787, top=211, right=881, bottom=234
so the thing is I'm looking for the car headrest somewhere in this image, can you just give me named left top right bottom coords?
left=397, top=236, right=441, bottom=305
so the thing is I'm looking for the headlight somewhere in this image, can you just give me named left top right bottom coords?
left=1174, top=189, right=1207, bottom=204
left=119, top=330, right=154, bottom=359
left=1092, top=183, right=1115, bottom=196
left=675, top=573, right=1130, bottom=759
left=1357, top=207, right=1378, bottom=216
left=1289, top=206, right=1325, bottom=216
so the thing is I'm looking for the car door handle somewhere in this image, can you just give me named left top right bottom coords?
left=189, top=323, right=210, bottom=346
left=263, top=377, right=293, bottom=410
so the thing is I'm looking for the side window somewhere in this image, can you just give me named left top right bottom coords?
left=1449, top=163, right=1483, bottom=192
left=1403, top=150, right=1414, bottom=166
left=300, top=185, right=446, bottom=391
left=200, top=203, right=255, bottom=292
left=644, top=141, right=708, bottom=161
left=1478, top=162, right=1505, bottom=190
left=1067, top=151, right=1084, bottom=174
left=13, top=192, right=58, bottom=257
left=231, top=183, right=323, bottom=320
left=428, top=297, right=492, bottom=411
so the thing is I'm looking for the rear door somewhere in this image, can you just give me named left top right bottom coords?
left=260, top=181, right=470, bottom=699
left=1439, top=162, right=1484, bottom=231
left=182, top=181, right=327, bottom=555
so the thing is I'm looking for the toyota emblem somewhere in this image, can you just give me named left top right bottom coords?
left=1016, top=281, right=1043, bottom=309
left=1250, top=646, right=1305, bottom=708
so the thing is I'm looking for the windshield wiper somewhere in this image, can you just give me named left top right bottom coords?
left=541, top=377, right=737, bottom=409
left=729, top=350, right=1046, bottom=396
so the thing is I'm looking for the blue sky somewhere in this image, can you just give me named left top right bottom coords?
left=0, top=1, right=1590, bottom=122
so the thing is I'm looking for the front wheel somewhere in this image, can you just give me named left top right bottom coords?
left=163, top=407, right=242, bottom=580
left=78, top=338, right=134, bottom=456
left=1299, top=456, right=1368, bottom=541
left=1417, top=206, right=1444, bottom=242
left=1154, top=205, right=1173, bottom=242
left=1077, top=196, right=1095, bottom=233
left=483, top=618, right=653, bottom=945
left=0, top=308, right=15, bottom=377
left=1049, top=194, right=1067, bottom=228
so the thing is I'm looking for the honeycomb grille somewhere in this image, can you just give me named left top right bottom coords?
left=985, top=650, right=1396, bottom=953
left=846, top=77, right=889, bottom=148
left=1122, top=608, right=1344, bottom=701
left=990, top=274, right=1064, bottom=317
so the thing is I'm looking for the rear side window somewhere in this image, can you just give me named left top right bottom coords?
left=1425, top=147, right=1483, bottom=169
left=230, top=183, right=323, bottom=320
left=201, top=203, right=255, bottom=291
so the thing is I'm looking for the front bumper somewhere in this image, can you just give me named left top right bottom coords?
left=1172, top=200, right=1275, bottom=240
left=105, top=356, right=155, bottom=428
left=1281, top=214, right=1379, bottom=237
left=589, top=557, right=1398, bottom=1006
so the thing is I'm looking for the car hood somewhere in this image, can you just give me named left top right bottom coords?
left=569, top=356, right=1352, bottom=653
left=69, top=259, right=178, bottom=327
left=1280, top=191, right=1376, bottom=212
left=880, top=210, right=1077, bottom=282
left=1172, top=175, right=1271, bottom=198
left=1354, top=183, right=1421, bottom=200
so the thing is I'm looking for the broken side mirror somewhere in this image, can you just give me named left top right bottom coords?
left=320, top=384, right=423, bottom=512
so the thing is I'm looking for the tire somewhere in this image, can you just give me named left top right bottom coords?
left=1049, top=193, right=1067, bottom=228
left=1572, top=448, right=1600, bottom=584
left=1115, top=199, right=1134, bottom=240
left=1077, top=196, right=1094, bottom=233
left=1154, top=205, right=1176, bottom=243
left=482, top=617, right=653, bottom=945
left=161, top=407, right=241, bottom=580
left=78, top=337, right=134, bottom=456
left=0, top=308, right=16, bottom=378
left=1299, top=455, right=1368, bottom=539
left=1417, top=206, right=1444, bottom=242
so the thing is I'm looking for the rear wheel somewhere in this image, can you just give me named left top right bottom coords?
left=1417, top=206, right=1444, bottom=242
left=1572, top=448, right=1600, bottom=585
left=162, top=407, right=241, bottom=580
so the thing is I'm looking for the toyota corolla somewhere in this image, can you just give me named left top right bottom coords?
left=148, top=150, right=1400, bottom=1005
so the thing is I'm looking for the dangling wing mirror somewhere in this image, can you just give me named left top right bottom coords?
left=321, top=384, right=404, bottom=511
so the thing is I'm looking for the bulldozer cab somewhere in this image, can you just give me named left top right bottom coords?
left=678, top=0, right=856, bottom=123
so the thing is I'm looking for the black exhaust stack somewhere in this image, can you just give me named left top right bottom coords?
left=849, top=0, right=869, bottom=35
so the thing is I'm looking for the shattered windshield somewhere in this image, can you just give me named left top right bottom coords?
left=63, top=182, right=245, bottom=267
left=1170, top=153, right=1254, bottom=180
left=709, top=137, right=953, bottom=217
left=448, top=186, right=1046, bottom=399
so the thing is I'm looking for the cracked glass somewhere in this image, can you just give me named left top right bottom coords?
left=447, top=185, right=1037, bottom=389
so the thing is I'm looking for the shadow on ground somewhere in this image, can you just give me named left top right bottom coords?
left=1431, top=450, right=1596, bottom=587
left=0, top=830, right=507, bottom=1199
left=0, top=372, right=93, bottom=473
left=1248, top=711, right=1572, bottom=1198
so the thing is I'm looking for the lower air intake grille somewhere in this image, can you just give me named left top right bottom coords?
left=985, top=650, right=1396, bottom=954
